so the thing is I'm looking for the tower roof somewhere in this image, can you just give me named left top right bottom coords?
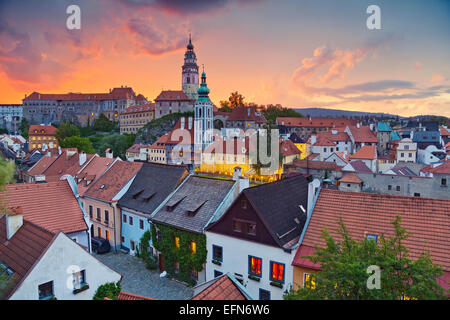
left=197, top=71, right=210, bottom=101
left=187, top=34, right=194, bottom=50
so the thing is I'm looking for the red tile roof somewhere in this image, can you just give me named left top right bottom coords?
left=305, top=153, right=320, bottom=161
left=0, top=217, right=55, bottom=298
left=0, top=181, right=88, bottom=234
left=27, top=156, right=57, bottom=176
left=296, top=189, right=450, bottom=274
left=316, top=130, right=351, bottom=143
left=149, top=134, right=169, bottom=149
left=121, top=103, right=155, bottom=115
left=28, top=125, right=57, bottom=136
left=439, top=126, right=450, bottom=137
left=339, top=173, right=363, bottom=184
left=333, top=151, right=350, bottom=163
left=166, top=118, right=195, bottom=145
left=290, top=159, right=343, bottom=171
left=154, top=90, right=191, bottom=101
left=23, top=87, right=136, bottom=102
left=277, top=117, right=353, bottom=128
left=83, top=161, right=142, bottom=202
left=42, top=151, right=95, bottom=182
left=348, top=125, right=378, bottom=143
left=421, top=160, right=450, bottom=175
left=280, top=139, right=301, bottom=157
left=313, top=136, right=336, bottom=147
left=344, top=160, right=372, bottom=173
left=350, top=145, right=377, bottom=160
left=75, top=156, right=116, bottom=196
left=117, top=292, right=155, bottom=300
left=226, top=106, right=267, bottom=123
left=192, top=274, right=249, bottom=300
left=126, top=144, right=151, bottom=154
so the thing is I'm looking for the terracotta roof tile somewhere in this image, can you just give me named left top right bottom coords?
left=24, top=87, right=136, bottom=102
left=75, top=156, right=116, bottom=196
left=154, top=90, right=191, bottom=101
left=339, top=173, right=363, bottom=184
left=117, top=292, right=155, bottom=300
left=83, top=161, right=142, bottom=202
left=27, top=156, right=57, bottom=176
left=226, top=106, right=267, bottom=123
left=350, top=145, right=377, bottom=160
left=280, top=139, right=301, bottom=157
left=277, top=117, right=353, bottom=128
left=421, top=160, right=450, bottom=175
left=298, top=189, right=450, bottom=273
left=121, top=103, right=155, bottom=115
left=0, top=181, right=88, bottom=234
left=28, top=125, right=57, bottom=136
left=439, top=126, right=450, bottom=137
left=192, top=274, right=248, bottom=300
left=348, top=125, right=378, bottom=143
left=290, top=159, right=343, bottom=171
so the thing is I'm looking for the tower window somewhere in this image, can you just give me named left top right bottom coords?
left=187, top=77, right=190, bottom=84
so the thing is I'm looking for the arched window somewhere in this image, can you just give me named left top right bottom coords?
left=187, top=77, right=190, bottom=84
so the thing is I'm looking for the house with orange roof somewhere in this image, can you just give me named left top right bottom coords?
left=0, top=179, right=90, bottom=249
left=337, top=173, right=363, bottom=192
left=82, top=161, right=143, bottom=250
left=225, top=106, right=267, bottom=130
left=280, top=139, right=301, bottom=165
left=28, top=125, right=58, bottom=150
left=154, top=90, right=194, bottom=118
left=191, top=273, right=254, bottom=300
left=119, top=103, right=155, bottom=134
left=148, top=134, right=169, bottom=164
left=277, top=117, right=354, bottom=140
left=324, top=151, right=350, bottom=167
left=344, top=124, right=378, bottom=152
left=291, top=189, right=450, bottom=295
left=349, top=145, right=377, bottom=172
left=440, top=126, right=450, bottom=145
left=125, top=143, right=151, bottom=162
left=0, top=209, right=121, bottom=300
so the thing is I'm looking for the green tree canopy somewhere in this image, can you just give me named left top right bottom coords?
left=94, top=134, right=133, bottom=159
left=19, top=118, right=29, bottom=138
left=0, top=157, right=15, bottom=210
left=60, top=136, right=95, bottom=154
left=92, top=282, right=122, bottom=300
left=284, top=216, right=447, bottom=300
left=93, top=114, right=115, bottom=132
left=55, top=121, right=80, bottom=143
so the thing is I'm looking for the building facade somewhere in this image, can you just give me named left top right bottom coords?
left=120, top=103, right=155, bottom=134
left=0, top=104, right=23, bottom=133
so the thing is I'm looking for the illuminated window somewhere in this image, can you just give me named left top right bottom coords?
left=270, top=261, right=285, bottom=283
left=174, top=236, right=180, bottom=249
left=304, top=273, right=316, bottom=289
left=105, top=230, right=109, bottom=241
left=248, top=255, right=262, bottom=277
left=190, top=241, right=197, bottom=254
left=97, top=227, right=101, bottom=238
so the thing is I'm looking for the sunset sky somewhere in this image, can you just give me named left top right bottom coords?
left=0, top=0, right=449, bottom=117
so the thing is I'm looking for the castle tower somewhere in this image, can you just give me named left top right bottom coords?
left=182, top=35, right=199, bottom=100
left=194, top=70, right=213, bottom=151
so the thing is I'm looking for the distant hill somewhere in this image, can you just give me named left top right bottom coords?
left=294, top=108, right=398, bottom=119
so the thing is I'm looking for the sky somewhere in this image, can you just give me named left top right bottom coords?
left=0, top=0, right=449, bottom=117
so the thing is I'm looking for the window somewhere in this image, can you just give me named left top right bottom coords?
left=214, top=270, right=223, bottom=278
left=408, top=153, right=412, bottom=158
left=139, top=219, right=144, bottom=230
left=270, top=261, right=285, bottom=283
left=241, top=199, right=248, bottom=210
left=247, top=223, right=256, bottom=236
left=366, top=234, right=378, bottom=243
left=414, top=193, right=420, bottom=197
left=96, top=208, right=101, bottom=220
left=442, top=178, right=447, bottom=187
left=233, top=220, right=242, bottom=233
left=212, top=245, right=223, bottom=262
left=130, top=240, right=135, bottom=250
left=174, top=236, right=180, bottom=249
left=396, top=186, right=401, bottom=191
left=388, top=185, right=392, bottom=190
left=104, top=210, right=109, bottom=223
left=304, top=273, right=316, bottom=289
left=190, top=241, right=197, bottom=254
left=89, top=205, right=93, bottom=218
left=248, top=256, right=262, bottom=277
left=38, top=281, right=54, bottom=300
left=259, top=289, right=271, bottom=300
left=73, top=270, right=86, bottom=289
left=129, top=216, right=133, bottom=225
left=123, top=214, right=127, bottom=223
left=106, top=230, right=109, bottom=241
left=97, top=227, right=101, bottom=238
left=121, top=236, right=125, bottom=243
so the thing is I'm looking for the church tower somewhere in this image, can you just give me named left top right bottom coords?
left=194, top=70, right=214, bottom=151
left=182, top=35, right=199, bottom=100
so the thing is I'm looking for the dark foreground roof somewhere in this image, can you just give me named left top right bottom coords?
left=242, top=174, right=309, bottom=249
left=151, top=176, right=235, bottom=234
left=118, top=163, right=188, bottom=215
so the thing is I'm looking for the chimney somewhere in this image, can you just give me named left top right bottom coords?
left=105, top=148, right=113, bottom=159
left=66, top=149, right=77, bottom=159
left=248, top=108, right=251, bottom=116
left=181, top=117, right=185, bottom=130
left=357, top=123, right=360, bottom=129
left=307, top=179, right=321, bottom=217
left=237, top=176, right=249, bottom=193
left=311, top=135, right=317, bottom=145
left=188, top=117, right=193, bottom=130
left=49, top=141, right=54, bottom=149
left=79, top=152, right=87, bottom=166
left=58, top=146, right=62, bottom=155
left=6, top=207, right=23, bottom=240
left=47, top=151, right=51, bottom=157
left=233, top=167, right=243, bottom=181
left=369, top=123, right=375, bottom=131
left=331, top=129, right=337, bottom=135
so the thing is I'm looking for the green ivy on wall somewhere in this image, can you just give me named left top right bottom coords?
left=139, top=230, right=157, bottom=270
left=151, top=223, right=207, bottom=286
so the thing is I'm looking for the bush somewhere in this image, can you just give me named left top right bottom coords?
left=92, top=281, right=121, bottom=300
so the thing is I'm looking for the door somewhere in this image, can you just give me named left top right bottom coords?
left=158, top=253, right=165, bottom=272
left=90, top=225, right=94, bottom=238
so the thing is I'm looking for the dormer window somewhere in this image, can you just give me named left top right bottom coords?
left=366, top=234, right=378, bottom=243
left=241, top=199, right=248, bottom=210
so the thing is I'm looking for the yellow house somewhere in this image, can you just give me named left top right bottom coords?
left=28, top=125, right=58, bottom=150
left=196, top=136, right=282, bottom=183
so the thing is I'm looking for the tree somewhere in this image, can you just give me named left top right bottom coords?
left=228, top=91, right=245, bottom=108
left=19, top=118, right=29, bottom=138
left=92, top=282, right=122, bottom=300
left=262, top=104, right=303, bottom=125
left=284, top=216, right=447, bottom=300
left=94, top=134, right=130, bottom=159
left=93, top=114, right=115, bottom=132
left=55, top=121, right=80, bottom=143
left=60, top=136, right=95, bottom=154
left=0, top=156, right=15, bottom=210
